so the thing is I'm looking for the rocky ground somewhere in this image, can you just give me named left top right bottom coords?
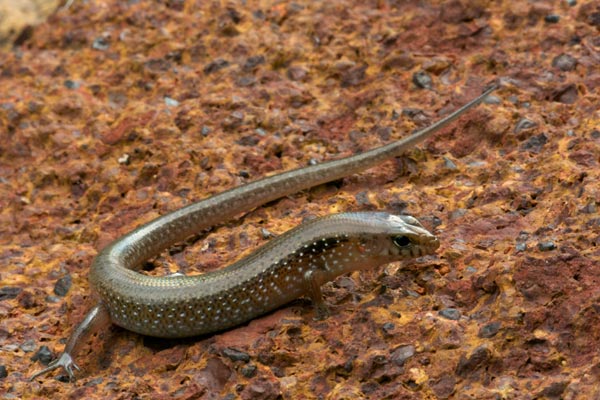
left=0, top=0, right=599, bottom=399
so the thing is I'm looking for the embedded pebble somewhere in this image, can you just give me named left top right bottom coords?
left=514, top=118, right=537, bottom=133
left=580, top=202, right=596, bottom=214
left=0, top=287, right=21, bottom=301
left=53, top=275, right=72, bottom=297
left=243, top=55, right=265, bottom=71
left=381, top=322, right=395, bottom=335
left=439, top=308, right=461, bottom=320
left=552, top=54, right=577, bottom=71
left=484, top=94, right=502, bottom=105
left=412, top=71, right=433, bottom=89
left=164, top=97, right=179, bottom=107
left=391, top=345, right=415, bottom=366
left=30, top=346, right=53, bottom=365
left=287, top=66, right=308, bottom=81
left=478, top=322, right=502, bottom=338
left=521, top=133, right=548, bottom=153
left=92, top=36, right=110, bottom=51
left=201, top=126, right=211, bottom=136
left=538, top=381, right=569, bottom=398
left=0, top=365, right=6, bottom=378
left=538, top=241, right=557, bottom=251
left=456, top=345, right=491, bottom=377
left=64, top=79, right=80, bottom=89
left=241, top=364, right=257, bottom=378
left=443, top=157, right=457, bottom=170
left=20, top=339, right=37, bottom=353
left=223, top=347, right=250, bottom=362
left=204, top=58, right=230, bottom=74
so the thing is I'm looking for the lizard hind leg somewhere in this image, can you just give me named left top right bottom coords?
left=30, top=302, right=111, bottom=382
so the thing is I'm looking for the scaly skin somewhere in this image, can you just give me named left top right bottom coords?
left=30, top=85, right=496, bottom=381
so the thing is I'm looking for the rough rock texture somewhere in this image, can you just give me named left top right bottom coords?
left=1, top=0, right=599, bottom=399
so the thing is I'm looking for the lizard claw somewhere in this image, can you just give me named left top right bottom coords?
left=29, top=352, right=80, bottom=382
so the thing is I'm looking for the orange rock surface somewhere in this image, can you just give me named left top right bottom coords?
left=1, top=0, right=599, bottom=398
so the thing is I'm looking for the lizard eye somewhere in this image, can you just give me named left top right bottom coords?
left=393, top=236, right=411, bottom=248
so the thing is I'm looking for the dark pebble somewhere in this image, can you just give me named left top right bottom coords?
left=591, top=130, right=600, bottom=139
left=17, top=290, right=36, bottom=309
left=401, top=108, right=423, bottom=119
left=544, top=14, right=560, bottom=23
left=354, top=191, right=373, bottom=207
left=412, top=71, right=432, bottom=89
left=439, top=308, right=461, bottom=320
left=515, top=242, right=527, bottom=252
left=223, top=347, right=250, bottom=362
left=201, top=126, right=211, bottom=136
left=92, top=36, right=110, bottom=51
left=53, top=275, right=72, bottom=297
left=391, top=345, right=415, bottom=366
left=431, top=216, right=443, bottom=228
left=238, top=170, right=250, bottom=179
left=456, top=345, right=491, bottom=377
left=64, top=80, right=80, bottom=89
left=204, top=58, right=230, bottom=74
left=566, top=0, right=576, bottom=6
left=521, top=133, right=548, bottom=153
left=31, top=346, right=54, bottom=365
left=430, top=374, right=456, bottom=399
left=382, top=322, right=395, bottom=334
left=243, top=55, right=265, bottom=71
left=589, top=12, right=600, bottom=27
left=84, top=377, right=104, bottom=387
left=552, top=54, right=577, bottom=71
left=241, top=363, right=257, bottom=378
left=539, top=381, right=569, bottom=398
left=514, top=118, right=537, bottom=133
left=518, top=232, right=530, bottom=241
left=0, top=286, right=22, bottom=301
left=538, top=241, right=557, bottom=251
left=236, top=135, right=258, bottom=146
left=478, top=321, right=502, bottom=338
left=0, top=365, right=7, bottom=378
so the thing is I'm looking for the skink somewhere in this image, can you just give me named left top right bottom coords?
left=30, top=85, right=496, bottom=381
